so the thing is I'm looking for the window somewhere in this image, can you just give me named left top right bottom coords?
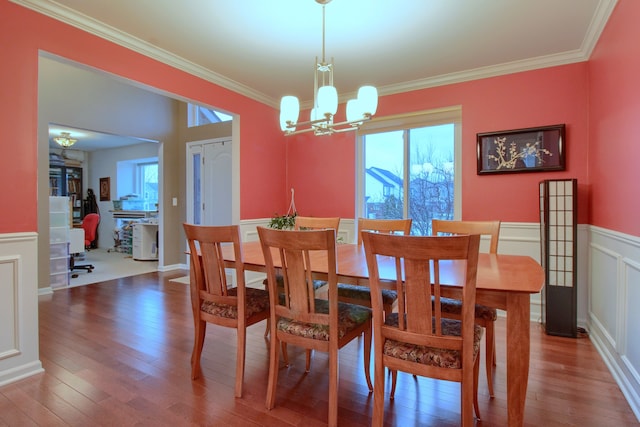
left=137, top=162, right=158, bottom=210
left=116, top=157, right=158, bottom=211
left=357, top=107, right=461, bottom=236
left=187, top=103, right=232, bottom=127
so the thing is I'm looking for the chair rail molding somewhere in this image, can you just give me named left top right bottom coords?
left=0, top=232, right=43, bottom=386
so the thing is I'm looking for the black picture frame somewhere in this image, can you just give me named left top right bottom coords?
left=477, top=124, right=565, bottom=175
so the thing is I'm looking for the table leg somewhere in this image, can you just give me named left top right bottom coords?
left=506, top=293, right=530, bottom=426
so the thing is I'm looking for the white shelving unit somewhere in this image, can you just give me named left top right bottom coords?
left=49, top=196, right=70, bottom=289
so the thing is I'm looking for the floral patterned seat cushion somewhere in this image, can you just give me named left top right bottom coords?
left=277, top=299, right=372, bottom=341
left=382, top=314, right=483, bottom=369
left=438, top=297, right=498, bottom=321
left=336, top=283, right=397, bottom=306
left=200, top=287, right=270, bottom=320
left=263, top=275, right=328, bottom=291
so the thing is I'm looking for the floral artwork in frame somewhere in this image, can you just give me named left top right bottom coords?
left=476, top=124, right=565, bottom=174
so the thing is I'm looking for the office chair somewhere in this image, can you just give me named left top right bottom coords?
left=71, top=213, right=100, bottom=273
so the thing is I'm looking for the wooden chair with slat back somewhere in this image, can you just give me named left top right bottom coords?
left=257, top=226, right=372, bottom=427
left=295, top=216, right=340, bottom=231
left=263, top=216, right=341, bottom=338
left=336, top=218, right=413, bottom=316
left=362, top=232, right=482, bottom=426
left=432, top=219, right=501, bottom=397
left=183, top=223, right=270, bottom=398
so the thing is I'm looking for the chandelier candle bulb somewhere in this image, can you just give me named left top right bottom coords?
left=317, top=85, right=338, bottom=116
left=280, top=96, right=300, bottom=131
left=358, top=86, right=378, bottom=116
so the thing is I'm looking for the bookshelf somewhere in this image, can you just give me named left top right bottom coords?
left=49, top=164, right=83, bottom=224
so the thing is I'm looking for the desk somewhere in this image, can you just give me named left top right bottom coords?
left=223, top=241, right=544, bottom=426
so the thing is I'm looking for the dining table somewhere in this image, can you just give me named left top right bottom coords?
left=221, top=240, right=544, bottom=426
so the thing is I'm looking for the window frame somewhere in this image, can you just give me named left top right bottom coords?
left=355, top=106, right=462, bottom=225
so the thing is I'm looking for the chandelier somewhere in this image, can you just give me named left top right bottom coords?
left=279, top=0, right=378, bottom=136
left=53, top=132, right=78, bottom=148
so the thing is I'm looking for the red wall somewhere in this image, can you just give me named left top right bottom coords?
left=3, top=0, right=638, bottom=237
left=0, top=0, right=285, bottom=232
left=287, top=64, right=590, bottom=224
left=588, top=0, right=640, bottom=236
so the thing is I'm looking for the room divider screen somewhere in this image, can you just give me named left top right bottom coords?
left=539, top=178, right=577, bottom=337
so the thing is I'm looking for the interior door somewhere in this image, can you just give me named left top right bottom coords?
left=186, top=138, right=232, bottom=225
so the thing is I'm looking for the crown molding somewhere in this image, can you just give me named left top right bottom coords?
left=12, top=0, right=618, bottom=109
left=11, top=0, right=277, bottom=107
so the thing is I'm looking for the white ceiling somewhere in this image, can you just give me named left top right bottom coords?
left=29, top=0, right=616, bottom=149
left=48, top=124, right=157, bottom=152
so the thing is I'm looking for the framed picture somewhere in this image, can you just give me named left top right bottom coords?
left=477, top=124, right=565, bottom=175
left=99, top=177, right=110, bottom=201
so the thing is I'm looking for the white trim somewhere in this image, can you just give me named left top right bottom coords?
left=10, top=0, right=618, bottom=108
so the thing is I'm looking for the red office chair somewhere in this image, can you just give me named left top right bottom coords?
left=71, top=213, right=100, bottom=273
left=82, top=213, right=100, bottom=249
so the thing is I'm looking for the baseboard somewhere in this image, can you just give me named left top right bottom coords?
left=38, top=287, right=53, bottom=296
left=158, top=263, right=187, bottom=272
left=0, top=361, right=44, bottom=388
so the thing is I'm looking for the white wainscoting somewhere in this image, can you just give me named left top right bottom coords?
left=0, top=232, right=43, bottom=386
left=588, top=226, right=640, bottom=420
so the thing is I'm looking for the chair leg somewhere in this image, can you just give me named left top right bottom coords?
left=235, top=325, right=246, bottom=398
left=191, top=319, right=206, bottom=380
left=473, top=354, right=481, bottom=421
left=390, top=370, right=398, bottom=399
left=281, top=342, right=289, bottom=367
left=264, top=319, right=270, bottom=337
left=485, top=321, right=495, bottom=397
left=363, top=326, right=373, bottom=391
left=371, top=352, right=385, bottom=427
left=305, top=349, right=312, bottom=372
left=328, top=349, right=339, bottom=427
left=265, top=331, right=280, bottom=410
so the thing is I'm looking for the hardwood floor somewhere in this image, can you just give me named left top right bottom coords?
left=0, top=272, right=637, bottom=426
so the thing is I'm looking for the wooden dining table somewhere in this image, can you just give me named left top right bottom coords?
left=222, top=240, right=544, bottom=426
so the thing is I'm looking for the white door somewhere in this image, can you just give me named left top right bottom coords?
left=186, top=138, right=232, bottom=225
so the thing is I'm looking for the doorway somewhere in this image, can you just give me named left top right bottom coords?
left=186, top=138, right=233, bottom=225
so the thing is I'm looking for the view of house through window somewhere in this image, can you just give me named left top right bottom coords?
left=359, top=109, right=459, bottom=236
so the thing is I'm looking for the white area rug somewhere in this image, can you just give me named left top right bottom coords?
left=169, top=275, right=190, bottom=284
left=68, top=248, right=158, bottom=287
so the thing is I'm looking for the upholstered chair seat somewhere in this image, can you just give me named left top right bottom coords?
left=383, top=313, right=483, bottom=369
left=201, top=287, right=270, bottom=320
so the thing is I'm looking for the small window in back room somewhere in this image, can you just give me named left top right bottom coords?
left=187, top=103, right=232, bottom=127
left=116, top=158, right=158, bottom=211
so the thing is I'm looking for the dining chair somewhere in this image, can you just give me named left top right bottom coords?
left=262, top=216, right=341, bottom=337
left=336, top=218, right=412, bottom=316
left=257, top=226, right=373, bottom=427
left=183, top=223, right=270, bottom=398
left=362, top=231, right=482, bottom=426
left=432, top=219, right=501, bottom=397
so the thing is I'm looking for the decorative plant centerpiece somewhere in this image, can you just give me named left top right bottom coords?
left=269, top=188, right=297, bottom=230
left=268, top=212, right=297, bottom=230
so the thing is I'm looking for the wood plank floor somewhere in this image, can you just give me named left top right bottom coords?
left=0, top=271, right=637, bottom=426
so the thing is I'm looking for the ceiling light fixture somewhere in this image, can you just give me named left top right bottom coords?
left=53, top=131, right=78, bottom=148
left=280, top=0, right=378, bottom=136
